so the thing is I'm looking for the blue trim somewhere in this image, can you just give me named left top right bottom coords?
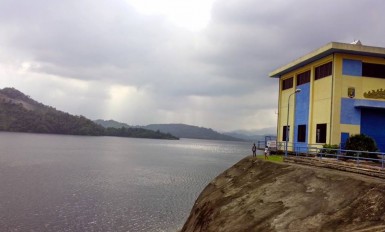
left=354, top=99, right=385, bottom=109
left=341, top=98, right=361, bottom=125
left=361, top=108, right=385, bottom=152
left=340, top=132, right=349, bottom=149
left=294, top=83, right=310, bottom=150
left=342, top=59, right=362, bottom=76
left=294, top=143, right=309, bottom=154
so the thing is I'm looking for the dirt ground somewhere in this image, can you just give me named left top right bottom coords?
left=180, top=157, right=385, bottom=232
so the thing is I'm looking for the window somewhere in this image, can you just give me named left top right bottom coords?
left=297, top=125, right=306, bottom=142
left=362, top=62, right=385, bottom=78
left=316, top=124, right=327, bottom=143
left=283, top=126, right=290, bottom=141
left=315, top=62, right=332, bottom=80
left=282, top=77, right=293, bottom=90
left=296, top=70, right=310, bottom=86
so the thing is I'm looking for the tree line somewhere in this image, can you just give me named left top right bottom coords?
left=0, top=100, right=178, bottom=140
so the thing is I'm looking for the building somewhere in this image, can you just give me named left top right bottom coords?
left=270, top=41, right=385, bottom=152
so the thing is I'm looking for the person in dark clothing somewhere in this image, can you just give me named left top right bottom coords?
left=252, top=143, right=257, bottom=157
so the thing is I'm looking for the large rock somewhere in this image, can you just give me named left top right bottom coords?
left=181, top=157, right=385, bottom=232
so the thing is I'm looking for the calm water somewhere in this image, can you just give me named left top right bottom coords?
left=0, top=132, right=255, bottom=232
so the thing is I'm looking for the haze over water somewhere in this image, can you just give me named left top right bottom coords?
left=0, top=132, right=253, bottom=231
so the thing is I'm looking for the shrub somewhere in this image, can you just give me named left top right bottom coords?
left=344, top=134, right=378, bottom=160
left=320, top=144, right=340, bottom=155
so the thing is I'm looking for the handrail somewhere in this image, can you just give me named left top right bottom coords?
left=256, top=140, right=385, bottom=169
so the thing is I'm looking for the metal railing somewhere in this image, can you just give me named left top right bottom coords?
left=257, top=140, right=385, bottom=169
left=316, top=148, right=385, bottom=169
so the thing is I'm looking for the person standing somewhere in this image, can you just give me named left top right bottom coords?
left=252, top=143, right=257, bottom=157
left=264, top=146, right=269, bottom=160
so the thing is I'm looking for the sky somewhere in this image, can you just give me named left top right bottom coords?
left=1, top=0, right=385, bottom=133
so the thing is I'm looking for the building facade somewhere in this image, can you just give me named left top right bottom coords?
left=270, top=42, right=385, bottom=152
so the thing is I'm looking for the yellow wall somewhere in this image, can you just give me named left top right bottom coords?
left=335, top=54, right=385, bottom=99
left=277, top=51, right=385, bottom=149
left=278, top=81, right=295, bottom=143
left=277, top=56, right=333, bottom=148
left=309, top=76, right=332, bottom=145
left=330, top=54, right=342, bottom=145
left=331, top=53, right=385, bottom=145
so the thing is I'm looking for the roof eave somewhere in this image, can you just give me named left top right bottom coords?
left=269, top=42, right=385, bottom=78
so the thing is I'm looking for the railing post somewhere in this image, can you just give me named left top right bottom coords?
left=337, top=148, right=340, bottom=161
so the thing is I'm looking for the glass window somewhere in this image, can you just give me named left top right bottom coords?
left=282, top=77, right=293, bottom=90
left=296, top=70, right=310, bottom=86
left=362, top=63, right=385, bottom=79
left=315, top=62, right=332, bottom=80
left=283, top=126, right=290, bottom=141
left=297, top=125, right=306, bottom=142
left=316, top=123, right=327, bottom=143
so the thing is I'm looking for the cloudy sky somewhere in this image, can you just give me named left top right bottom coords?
left=1, top=0, right=385, bottom=132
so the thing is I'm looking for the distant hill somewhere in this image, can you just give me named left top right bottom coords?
left=0, top=87, right=105, bottom=135
left=143, top=124, right=243, bottom=141
left=223, top=132, right=266, bottom=142
left=0, top=87, right=178, bottom=140
left=224, top=128, right=276, bottom=142
left=94, top=119, right=131, bottom=128
left=95, top=120, right=274, bottom=142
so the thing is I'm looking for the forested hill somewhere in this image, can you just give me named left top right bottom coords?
left=0, top=88, right=105, bottom=135
left=94, top=119, right=131, bottom=128
left=0, top=87, right=178, bottom=140
left=144, top=124, right=243, bottom=141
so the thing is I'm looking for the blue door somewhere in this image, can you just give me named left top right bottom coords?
left=361, top=108, right=385, bottom=152
left=340, top=132, right=349, bottom=149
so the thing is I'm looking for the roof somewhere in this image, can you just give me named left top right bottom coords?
left=269, top=42, right=385, bottom=78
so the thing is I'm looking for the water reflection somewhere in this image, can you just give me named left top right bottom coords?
left=0, top=132, right=252, bottom=231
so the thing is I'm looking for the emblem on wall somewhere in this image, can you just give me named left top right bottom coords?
left=364, top=89, right=385, bottom=99
left=348, top=87, right=355, bottom=98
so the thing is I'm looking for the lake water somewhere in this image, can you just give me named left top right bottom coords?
left=0, top=132, right=256, bottom=232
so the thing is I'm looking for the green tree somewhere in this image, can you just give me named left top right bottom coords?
left=345, top=134, right=378, bottom=160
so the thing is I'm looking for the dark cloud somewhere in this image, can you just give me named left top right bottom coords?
left=1, top=1, right=174, bottom=75
left=0, top=0, right=385, bottom=131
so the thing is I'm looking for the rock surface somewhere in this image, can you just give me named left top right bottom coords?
left=180, top=157, right=385, bottom=232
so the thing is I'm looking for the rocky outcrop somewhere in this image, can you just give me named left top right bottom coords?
left=181, top=157, right=385, bottom=232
